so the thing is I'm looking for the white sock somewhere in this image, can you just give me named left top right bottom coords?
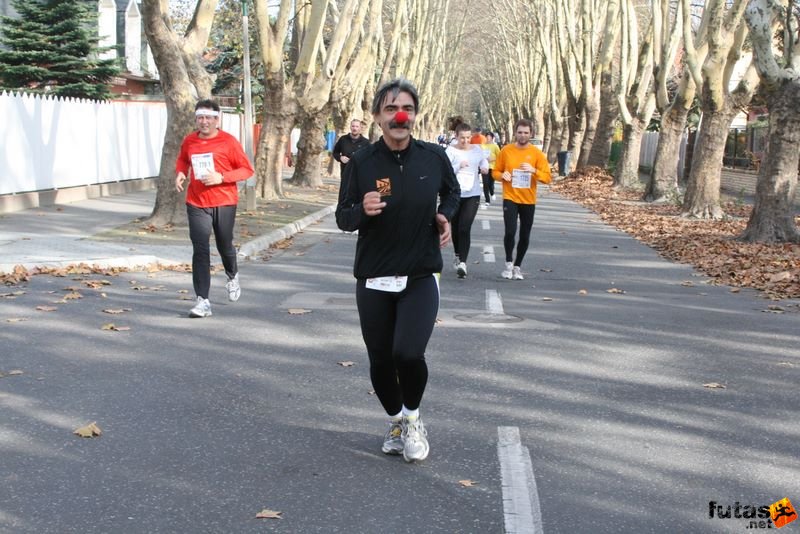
left=389, top=411, right=402, bottom=422
left=402, top=406, right=419, bottom=419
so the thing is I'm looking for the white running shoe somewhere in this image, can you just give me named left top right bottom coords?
left=491, top=194, right=496, bottom=201
left=226, top=273, right=241, bottom=302
left=381, top=419, right=404, bottom=455
left=512, top=266, right=524, bottom=280
left=402, top=415, right=429, bottom=462
left=501, top=262, right=513, bottom=279
left=481, top=202, right=488, bottom=210
left=453, top=256, right=460, bottom=271
left=457, top=262, right=467, bottom=278
left=189, top=296, right=212, bottom=318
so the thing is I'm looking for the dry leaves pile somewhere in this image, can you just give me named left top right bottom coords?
left=1, top=262, right=192, bottom=286
left=551, top=167, right=800, bottom=300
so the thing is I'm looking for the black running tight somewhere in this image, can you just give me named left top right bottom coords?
left=482, top=172, right=494, bottom=203
left=451, top=196, right=480, bottom=262
left=187, top=204, right=238, bottom=299
left=355, top=275, right=439, bottom=415
left=502, top=200, right=536, bottom=265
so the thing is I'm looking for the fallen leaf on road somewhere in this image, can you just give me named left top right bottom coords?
left=36, top=305, right=57, bottom=312
left=368, top=389, right=376, bottom=395
left=729, top=287, right=740, bottom=293
left=338, top=361, right=356, bottom=367
left=294, top=252, right=306, bottom=256
left=83, top=280, right=111, bottom=289
left=680, top=281, right=695, bottom=287
left=459, top=480, right=478, bottom=487
left=63, top=292, right=82, bottom=300
left=103, top=308, right=131, bottom=314
left=606, top=288, right=626, bottom=294
left=287, top=308, right=312, bottom=315
left=255, top=509, right=282, bottom=519
left=539, top=268, right=553, bottom=272
left=703, top=382, right=726, bottom=389
left=74, top=422, right=102, bottom=438
left=101, top=323, right=130, bottom=331
left=6, top=317, right=28, bottom=323
left=5, top=370, right=23, bottom=376
left=177, top=289, right=188, bottom=294
left=762, top=305, right=784, bottom=314
left=578, top=289, right=588, bottom=295
left=777, top=361, right=794, bottom=367
left=542, top=297, right=553, bottom=302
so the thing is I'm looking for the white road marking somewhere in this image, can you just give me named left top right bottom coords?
left=482, top=219, right=491, bottom=230
left=486, top=289, right=504, bottom=315
left=483, top=245, right=496, bottom=263
left=498, top=426, right=544, bottom=534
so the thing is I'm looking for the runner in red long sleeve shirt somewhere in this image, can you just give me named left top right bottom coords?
left=175, top=99, right=254, bottom=318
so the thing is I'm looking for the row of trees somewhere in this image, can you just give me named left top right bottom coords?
left=1, top=1, right=795, bottom=243
left=144, top=0, right=465, bottom=223
left=145, top=0, right=797, bottom=243
left=473, top=0, right=799, bottom=243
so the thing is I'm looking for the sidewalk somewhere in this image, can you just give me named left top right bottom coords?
left=0, top=181, right=339, bottom=276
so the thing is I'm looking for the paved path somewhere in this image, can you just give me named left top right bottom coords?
left=1, top=187, right=798, bottom=533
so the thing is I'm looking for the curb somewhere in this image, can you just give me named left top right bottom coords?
left=237, top=203, right=337, bottom=259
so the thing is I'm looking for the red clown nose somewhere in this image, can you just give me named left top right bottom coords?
left=394, top=111, right=409, bottom=124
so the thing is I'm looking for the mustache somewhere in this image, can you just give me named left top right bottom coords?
left=388, top=121, right=411, bottom=129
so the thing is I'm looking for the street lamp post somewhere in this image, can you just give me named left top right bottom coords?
left=242, top=0, right=256, bottom=210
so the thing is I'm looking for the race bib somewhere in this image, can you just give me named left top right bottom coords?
left=191, top=153, right=215, bottom=179
left=457, top=169, right=475, bottom=190
left=512, top=169, right=532, bottom=189
left=365, top=276, right=408, bottom=293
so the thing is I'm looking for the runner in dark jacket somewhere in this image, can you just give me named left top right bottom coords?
left=335, top=78, right=460, bottom=463
left=332, top=119, right=370, bottom=177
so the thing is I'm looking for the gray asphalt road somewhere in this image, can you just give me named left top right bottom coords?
left=2, top=190, right=798, bottom=533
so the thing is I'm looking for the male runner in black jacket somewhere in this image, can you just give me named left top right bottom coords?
left=332, top=119, right=370, bottom=177
left=336, top=78, right=460, bottom=462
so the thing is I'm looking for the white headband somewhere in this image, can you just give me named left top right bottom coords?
left=195, top=109, right=219, bottom=117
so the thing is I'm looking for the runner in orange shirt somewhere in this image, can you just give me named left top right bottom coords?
left=492, top=119, right=551, bottom=280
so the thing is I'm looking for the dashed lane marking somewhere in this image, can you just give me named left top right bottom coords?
left=486, top=289, right=504, bottom=315
left=498, top=426, right=544, bottom=534
left=483, top=245, right=496, bottom=263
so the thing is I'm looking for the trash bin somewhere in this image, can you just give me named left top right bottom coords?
left=557, top=150, right=572, bottom=176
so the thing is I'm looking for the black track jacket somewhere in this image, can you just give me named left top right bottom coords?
left=332, top=134, right=370, bottom=174
left=336, top=137, right=461, bottom=280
